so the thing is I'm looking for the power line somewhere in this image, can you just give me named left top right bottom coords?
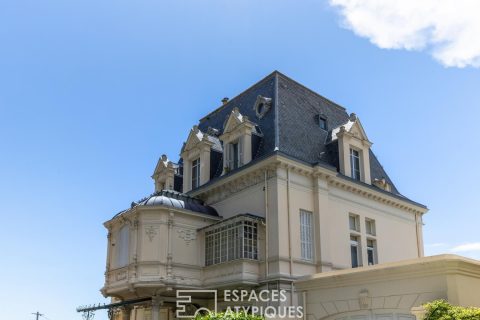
left=32, top=312, right=44, bottom=320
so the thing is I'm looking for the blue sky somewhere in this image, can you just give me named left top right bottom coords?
left=1, top=1, right=479, bottom=320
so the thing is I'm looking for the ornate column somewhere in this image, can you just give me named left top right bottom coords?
left=411, top=306, right=427, bottom=320
left=151, top=296, right=163, bottom=320
left=105, top=229, right=112, bottom=285
left=120, top=306, right=131, bottom=320
left=131, top=217, right=139, bottom=280
left=166, top=212, right=174, bottom=280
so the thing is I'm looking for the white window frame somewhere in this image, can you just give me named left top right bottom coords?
left=191, top=158, right=200, bottom=189
left=116, top=225, right=130, bottom=268
left=226, top=138, right=244, bottom=171
left=365, top=218, right=376, bottom=236
left=350, top=235, right=361, bottom=268
left=349, top=214, right=360, bottom=232
left=205, top=217, right=258, bottom=266
left=300, top=210, right=314, bottom=261
left=367, top=238, right=377, bottom=265
left=350, top=148, right=361, bottom=180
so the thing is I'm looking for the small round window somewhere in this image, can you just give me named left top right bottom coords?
left=254, top=96, right=271, bottom=119
left=257, top=103, right=264, bottom=115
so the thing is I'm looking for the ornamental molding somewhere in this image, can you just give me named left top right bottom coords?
left=253, top=95, right=272, bottom=119
left=145, top=225, right=159, bottom=242
left=177, top=228, right=197, bottom=245
left=192, top=154, right=426, bottom=215
left=195, top=166, right=277, bottom=204
left=358, top=289, right=370, bottom=309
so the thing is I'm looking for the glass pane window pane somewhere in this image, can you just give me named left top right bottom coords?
left=349, top=214, right=359, bottom=231
left=192, top=158, right=200, bottom=188
left=350, top=235, right=360, bottom=268
left=351, top=244, right=359, bottom=268
left=350, top=149, right=361, bottom=180
left=300, top=210, right=314, bottom=261
left=204, top=217, right=259, bottom=266
left=367, top=239, right=376, bottom=265
left=366, top=219, right=375, bottom=235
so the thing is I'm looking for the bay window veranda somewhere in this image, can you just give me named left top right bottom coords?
left=203, top=214, right=261, bottom=266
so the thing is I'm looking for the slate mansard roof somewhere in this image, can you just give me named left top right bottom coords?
left=113, top=190, right=219, bottom=219
left=186, top=71, right=424, bottom=206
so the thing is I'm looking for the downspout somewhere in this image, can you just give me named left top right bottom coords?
left=415, top=212, right=422, bottom=258
left=264, top=170, right=269, bottom=279
left=302, top=291, right=307, bottom=320
left=286, top=168, right=294, bottom=301
left=287, top=168, right=293, bottom=275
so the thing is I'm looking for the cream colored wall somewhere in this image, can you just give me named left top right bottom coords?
left=300, top=274, right=446, bottom=320
left=210, top=182, right=266, bottom=219
left=296, top=255, right=480, bottom=320
left=205, top=162, right=422, bottom=281
left=104, top=207, right=219, bottom=299
left=327, top=186, right=419, bottom=267
left=446, top=273, right=480, bottom=306
left=270, top=166, right=420, bottom=277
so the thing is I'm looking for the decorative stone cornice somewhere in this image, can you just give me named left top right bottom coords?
left=295, top=254, right=480, bottom=290
left=192, top=162, right=277, bottom=203
left=192, top=154, right=427, bottom=215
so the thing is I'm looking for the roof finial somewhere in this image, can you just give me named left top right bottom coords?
left=222, top=97, right=229, bottom=105
left=349, top=113, right=357, bottom=121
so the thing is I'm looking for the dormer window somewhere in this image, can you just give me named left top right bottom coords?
left=319, top=117, right=327, bottom=130
left=316, top=115, right=328, bottom=130
left=230, top=142, right=239, bottom=170
left=331, top=115, right=373, bottom=184
left=181, top=126, right=218, bottom=192
left=226, top=139, right=243, bottom=171
left=253, top=96, right=272, bottom=119
left=220, top=107, right=255, bottom=174
left=350, top=148, right=361, bottom=180
left=191, top=158, right=200, bottom=189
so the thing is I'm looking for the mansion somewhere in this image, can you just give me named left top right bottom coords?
left=85, top=72, right=480, bottom=320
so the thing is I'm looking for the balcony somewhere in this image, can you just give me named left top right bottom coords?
left=201, top=213, right=264, bottom=287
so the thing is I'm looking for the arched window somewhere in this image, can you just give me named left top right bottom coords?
left=116, top=225, right=130, bottom=268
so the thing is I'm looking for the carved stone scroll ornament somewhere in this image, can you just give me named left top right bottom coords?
left=145, top=226, right=159, bottom=242
left=177, top=228, right=197, bottom=245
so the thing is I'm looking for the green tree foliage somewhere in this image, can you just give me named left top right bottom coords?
left=194, top=311, right=264, bottom=320
left=423, top=300, right=480, bottom=320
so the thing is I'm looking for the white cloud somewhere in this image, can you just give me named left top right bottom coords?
left=451, top=242, right=480, bottom=253
left=329, top=0, right=480, bottom=68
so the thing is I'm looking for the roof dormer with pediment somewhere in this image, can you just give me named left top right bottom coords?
left=151, top=154, right=179, bottom=192
left=169, top=71, right=422, bottom=204
left=181, top=126, right=222, bottom=192
left=331, top=113, right=373, bottom=184
left=220, top=107, right=257, bottom=174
